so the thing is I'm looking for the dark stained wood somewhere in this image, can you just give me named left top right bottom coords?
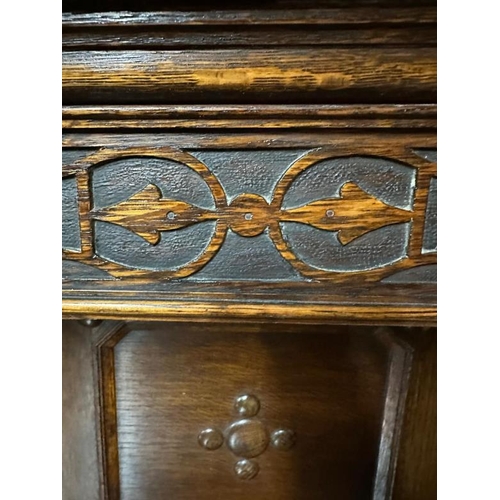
left=91, top=322, right=412, bottom=500
left=392, top=328, right=437, bottom=499
left=62, top=8, right=436, bottom=27
left=63, top=130, right=436, bottom=150
left=62, top=2, right=436, bottom=498
left=62, top=104, right=437, bottom=130
left=62, top=321, right=100, bottom=500
left=63, top=0, right=437, bottom=11
left=62, top=8, right=436, bottom=50
left=373, top=331, right=413, bottom=498
left=62, top=127, right=436, bottom=325
left=93, top=323, right=129, bottom=500
left=423, top=177, right=438, bottom=253
left=63, top=26, right=436, bottom=50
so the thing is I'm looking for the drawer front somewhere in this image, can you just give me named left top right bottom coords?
left=62, top=114, right=437, bottom=325
left=89, top=322, right=414, bottom=500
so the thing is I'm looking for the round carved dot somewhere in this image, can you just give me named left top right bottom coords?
left=234, top=459, right=259, bottom=480
left=325, top=209, right=334, bottom=218
left=198, top=428, right=224, bottom=451
left=227, top=193, right=273, bottom=237
left=227, top=419, right=269, bottom=458
left=166, top=211, right=176, bottom=220
left=234, top=394, right=260, bottom=418
left=271, top=429, right=296, bottom=451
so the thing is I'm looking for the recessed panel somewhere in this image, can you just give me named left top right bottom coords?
left=112, top=324, right=393, bottom=500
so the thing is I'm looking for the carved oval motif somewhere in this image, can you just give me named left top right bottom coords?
left=273, top=154, right=416, bottom=274
left=74, top=148, right=230, bottom=279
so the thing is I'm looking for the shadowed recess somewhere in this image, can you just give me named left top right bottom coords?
left=190, top=229, right=303, bottom=281
left=412, top=149, right=437, bottom=162
left=92, top=157, right=215, bottom=210
left=62, top=260, right=115, bottom=281
left=95, top=220, right=216, bottom=271
left=192, top=150, right=309, bottom=203
left=282, top=156, right=416, bottom=210
left=62, top=176, right=81, bottom=252
left=62, top=148, right=98, bottom=166
left=422, top=177, right=437, bottom=253
left=281, top=222, right=410, bottom=272
left=382, top=264, right=436, bottom=283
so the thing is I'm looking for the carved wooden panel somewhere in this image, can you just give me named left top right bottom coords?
left=91, top=322, right=413, bottom=500
left=61, top=122, right=437, bottom=325
left=62, top=140, right=437, bottom=284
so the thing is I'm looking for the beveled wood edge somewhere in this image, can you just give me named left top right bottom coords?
left=62, top=104, right=437, bottom=130
left=91, top=322, right=128, bottom=500
left=62, top=8, right=437, bottom=27
left=62, top=299, right=436, bottom=326
left=372, top=329, right=413, bottom=499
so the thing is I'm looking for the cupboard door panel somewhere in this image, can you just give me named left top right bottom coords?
left=88, top=322, right=414, bottom=500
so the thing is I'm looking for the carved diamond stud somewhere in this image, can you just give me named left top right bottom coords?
left=198, top=394, right=296, bottom=479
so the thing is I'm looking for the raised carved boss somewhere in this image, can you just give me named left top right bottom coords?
left=198, top=394, right=296, bottom=479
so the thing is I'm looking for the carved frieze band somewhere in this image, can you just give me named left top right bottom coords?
left=62, top=146, right=437, bottom=283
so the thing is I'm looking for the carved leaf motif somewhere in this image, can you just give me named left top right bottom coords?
left=91, top=184, right=213, bottom=245
left=282, top=182, right=412, bottom=245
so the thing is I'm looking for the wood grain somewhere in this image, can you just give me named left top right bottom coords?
left=62, top=48, right=436, bottom=104
left=62, top=3, right=436, bottom=499
left=92, top=184, right=215, bottom=244
left=62, top=298, right=436, bottom=326
left=63, top=7, right=436, bottom=50
left=63, top=26, right=436, bottom=50
left=62, top=126, right=436, bottom=324
left=62, top=140, right=437, bottom=282
left=62, top=321, right=100, bottom=500
left=62, top=8, right=436, bottom=27
left=62, top=104, right=437, bottom=130
left=282, top=182, right=412, bottom=245
left=392, top=328, right=437, bottom=499
left=63, top=130, right=437, bottom=150
left=92, top=322, right=409, bottom=500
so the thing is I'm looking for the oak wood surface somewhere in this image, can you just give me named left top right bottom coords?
left=392, top=328, right=437, bottom=499
left=63, top=6, right=436, bottom=50
left=88, top=321, right=414, bottom=500
left=62, top=321, right=101, bottom=500
left=62, top=3, right=436, bottom=498
left=62, top=125, right=436, bottom=325
left=63, top=8, right=436, bottom=27
left=63, top=47, right=436, bottom=104
left=62, top=104, right=437, bottom=129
